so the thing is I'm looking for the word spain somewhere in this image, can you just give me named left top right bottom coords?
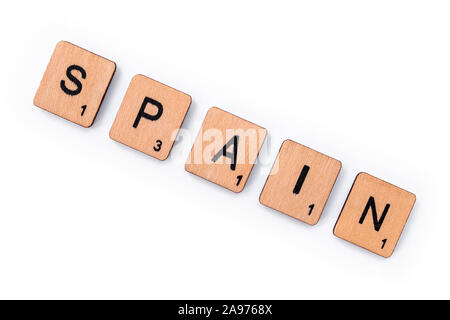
left=33, top=41, right=416, bottom=258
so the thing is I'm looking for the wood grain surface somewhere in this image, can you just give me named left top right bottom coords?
left=109, top=74, right=191, bottom=160
left=185, top=107, right=266, bottom=193
left=334, top=172, right=416, bottom=258
left=34, top=41, right=116, bottom=127
left=259, top=139, right=341, bottom=225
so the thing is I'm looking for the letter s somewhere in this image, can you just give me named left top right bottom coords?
left=60, top=65, right=86, bottom=96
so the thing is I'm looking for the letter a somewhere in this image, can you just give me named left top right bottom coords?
left=211, top=135, right=239, bottom=171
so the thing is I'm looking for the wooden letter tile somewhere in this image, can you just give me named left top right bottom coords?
left=259, top=140, right=342, bottom=225
left=185, top=107, right=267, bottom=192
left=109, top=75, right=191, bottom=161
left=334, top=173, right=416, bottom=258
left=34, top=41, right=116, bottom=127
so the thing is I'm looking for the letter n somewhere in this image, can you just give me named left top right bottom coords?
left=359, top=196, right=390, bottom=232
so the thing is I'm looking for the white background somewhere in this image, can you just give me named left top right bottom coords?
left=1, top=0, right=449, bottom=299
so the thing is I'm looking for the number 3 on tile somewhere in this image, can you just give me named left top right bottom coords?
left=154, top=140, right=162, bottom=152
